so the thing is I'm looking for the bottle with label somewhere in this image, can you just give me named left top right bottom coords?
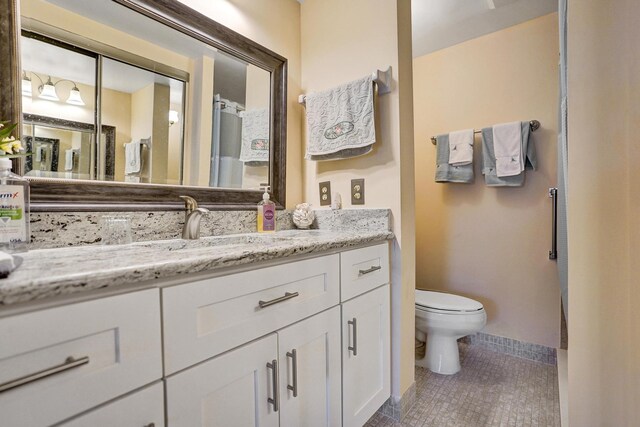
left=257, top=186, right=276, bottom=233
left=0, top=158, right=29, bottom=252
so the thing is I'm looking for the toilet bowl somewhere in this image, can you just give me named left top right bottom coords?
left=415, top=289, right=486, bottom=375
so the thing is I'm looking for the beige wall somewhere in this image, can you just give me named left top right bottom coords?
left=413, top=13, right=561, bottom=349
left=178, top=0, right=302, bottom=207
left=301, top=0, right=416, bottom=398
left=567, top=0, right=640, bottom=424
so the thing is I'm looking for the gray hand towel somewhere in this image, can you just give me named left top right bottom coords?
left=435, top=134, right=474, bottom=183
left=481, top=122, right=537, bottom=187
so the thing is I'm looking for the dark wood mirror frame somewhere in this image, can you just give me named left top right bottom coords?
left=0, top=0, right=287, bottom=211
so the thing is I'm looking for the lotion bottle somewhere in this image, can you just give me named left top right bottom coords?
left=0, top=158, right=30, bottom=252
left=257, top=186, right=276, bottom=233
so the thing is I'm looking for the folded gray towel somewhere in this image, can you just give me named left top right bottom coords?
left=481, top=122, right=536, bottom=187
left=435, top=134, right=474, bottom=184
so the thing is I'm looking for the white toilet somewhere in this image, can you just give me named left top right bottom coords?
left=415, top=289, right=486, bottom=375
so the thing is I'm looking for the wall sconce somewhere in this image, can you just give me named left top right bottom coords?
left=22, top=71, right=86, bottom=106
left=169, top=110, right=179, bottom=126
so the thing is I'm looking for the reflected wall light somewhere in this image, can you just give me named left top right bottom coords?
left=169, top=110, right=179, bottom=126
left=22, top=71, right=86, bottom=106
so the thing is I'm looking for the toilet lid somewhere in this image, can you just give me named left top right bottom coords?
left=415, top=290, right=483, bottom=312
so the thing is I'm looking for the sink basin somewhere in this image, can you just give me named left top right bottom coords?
left=133, top=233, right=299, bottom=252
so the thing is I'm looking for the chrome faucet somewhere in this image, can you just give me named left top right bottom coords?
left=179, top=196, right=209, bottom=240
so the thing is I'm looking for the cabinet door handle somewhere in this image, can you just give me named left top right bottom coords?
left=259, top=292, right=299, bottom=308
left=267, top=359, right=279, bottom=411
left=359, top=265, right=382, bottom=276
left=0, top=356, right=89, bottom=394
left=286, top=349, right=298, bottom=397
left=348, top=318, right=358, bottom=356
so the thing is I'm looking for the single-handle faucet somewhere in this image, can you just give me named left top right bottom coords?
left=179, top=195, right=209, bottom=240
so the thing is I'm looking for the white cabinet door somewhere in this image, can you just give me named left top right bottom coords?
left=166, top=334, right=279, bottom=427
left=277, top=306, right=341, bottom=427
left=342, top=284, right=390, bottom=427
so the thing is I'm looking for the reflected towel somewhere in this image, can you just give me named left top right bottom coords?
left=35, top=146, right=43, bottom=162
left=124, top=140, right=141, bottom=175
left=435, top=134, right=474, bottom=183
left=305, top=75, right=375, bottom=161
left=481, top=122, right=536, bottom=187
left=448, top=129, right=474, bottom=166
left=64, top=150, right=74, bottom=171
left=240, top=108, right=270, bottom=165
left=493, top=121, right=523, bottom=177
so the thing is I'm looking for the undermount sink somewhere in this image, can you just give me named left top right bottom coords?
left=133, top=233, right=300, bottom=252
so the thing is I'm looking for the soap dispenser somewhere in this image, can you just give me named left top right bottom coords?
left=257, top=186, right=276, bottom=233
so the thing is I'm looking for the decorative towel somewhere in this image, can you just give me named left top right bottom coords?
left=493, top=121, right=523, bottom=177
left=305, top=75, right=375, bottom=161
left=35, top=146, right=43, bottom=162
left=435, top=134, right=474, bottom=183
left=448, top=129, right=474, bottom=166
left=240, top=108, right=269, bottom=165
left=481, top=122, right=536, bottom=187
left=64, top=150, right=74, bottom=171
left=124, top=140, right=141, bottom=175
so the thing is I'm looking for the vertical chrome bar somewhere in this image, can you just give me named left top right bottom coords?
left=267, top=359, right=279, bottom=411
left=348, top=318, right=358, bottom=356
left=286, top=349, right=298, bottom=397
left=549, top=187, right=558, bottom=260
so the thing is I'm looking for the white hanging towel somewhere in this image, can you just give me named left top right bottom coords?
left=240, top=108, right=270, bottom=165
left=64, top=150, right=74, bottom=171
left=448, top=129, right=474, bottom=166
left=124, top=140, right=141, bottom=175
left=35, top=146, right=43, bottom=162
left=305, top=75, right=375, bottom=161
left=493, top=121, right=523, bottom=177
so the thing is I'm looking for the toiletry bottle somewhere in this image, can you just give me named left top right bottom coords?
left=257, top=186, right=276, bottom=233
left=0, top=158, right=30, bottom=252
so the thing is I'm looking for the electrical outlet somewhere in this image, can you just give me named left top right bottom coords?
left=319, top=181, right=331, bottom=206
left=351, top=178, right=365, bottom=205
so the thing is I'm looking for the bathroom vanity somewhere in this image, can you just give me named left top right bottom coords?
left=0, top=231, right=391, bottom=426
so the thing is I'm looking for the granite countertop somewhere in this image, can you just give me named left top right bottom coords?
left=0, top=229, right=393, bottom=307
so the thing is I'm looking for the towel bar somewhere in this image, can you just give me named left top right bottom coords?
left=298, top=66, right=392, bottom=105
left=430, top=120, right=540, bottom=145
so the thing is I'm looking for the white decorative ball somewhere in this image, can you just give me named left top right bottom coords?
left=292, top=203, right=315, bottom=229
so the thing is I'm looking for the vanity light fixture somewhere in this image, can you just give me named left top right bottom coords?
left=24, top=71, right=86, bottom=106
left=21, top=72, right=32, bottom=97
left=169, top=110, right=179, bottom=126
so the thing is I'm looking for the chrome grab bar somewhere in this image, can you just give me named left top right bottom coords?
left=549, top=188, right=558, bottom=260
left=0, top=356, right=89, bottom=393
left=348, top=318, right=358, bottom=356
left=359, top=265, right=382, bottom=276
left=258, top=292, right=299, bottom=308
left=267, top=359, right=279, bottom=411
left=286, top=349, right=298, bottom=397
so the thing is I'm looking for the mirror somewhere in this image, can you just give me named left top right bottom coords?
left=0, top=0, right=287, bottom=209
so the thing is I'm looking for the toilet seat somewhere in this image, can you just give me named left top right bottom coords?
left=415, top=289, right=483, bottom=313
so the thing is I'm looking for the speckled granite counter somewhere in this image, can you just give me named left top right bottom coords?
left=0, top=229, right=393, bottom=307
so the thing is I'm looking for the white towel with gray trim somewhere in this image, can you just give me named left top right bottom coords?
left=124, top=140, right=141, bottom=175
left=493, top=121, right=523, bottom=177
left=240, top=108, right=270, bottom=165
left=64, top=150, right=74, bottom=171
left=448, top=129, right=474, bottom=166
left=305, top=75, right=375, bottom=161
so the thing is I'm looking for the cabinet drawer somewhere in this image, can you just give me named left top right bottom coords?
left=163, top=254, right=340, bottom=374
left=60, top=382, right=165, bottom=427
left=340, top=243, right=390, bottom=301
left=0, top=289, right=162, bottom=427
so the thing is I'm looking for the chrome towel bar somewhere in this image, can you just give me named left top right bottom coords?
left=430, top=120, right=541, bottom=145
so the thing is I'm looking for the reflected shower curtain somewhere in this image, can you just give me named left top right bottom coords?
left=557, top=0, right=569, bottom=322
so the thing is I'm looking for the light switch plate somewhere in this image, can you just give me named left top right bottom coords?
left=319, top=181, right=331, bottom=206
left=351, top=178, right=365, bottom=205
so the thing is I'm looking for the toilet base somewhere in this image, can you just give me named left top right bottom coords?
left=417, top=334, right=461, bottom=375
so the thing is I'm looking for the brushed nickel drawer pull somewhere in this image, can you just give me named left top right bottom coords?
left=286, top=349, right=298, bottom=397
left=348, top=318, right=358, bottom=356
left=359, top=265, right=382, bottom=276
left=267, top=359, right=279, bottom=411
left=258, top=292, right=299, bottom=308
left=0, top=355, right=89, bottom=394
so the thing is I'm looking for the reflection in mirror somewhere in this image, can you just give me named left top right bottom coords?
left=20, top=0, right=272, bottom=191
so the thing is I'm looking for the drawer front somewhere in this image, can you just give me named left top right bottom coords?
left=163, top=254, right=340, bottom=374
left=0, top=289, right=162, bottom=427
left=60, top=382, right=165, bottom=427
left=340, top=243, right=390, bottom=301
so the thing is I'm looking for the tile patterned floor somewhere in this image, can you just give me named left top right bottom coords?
left=365, top=342, right=560, bottom=427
